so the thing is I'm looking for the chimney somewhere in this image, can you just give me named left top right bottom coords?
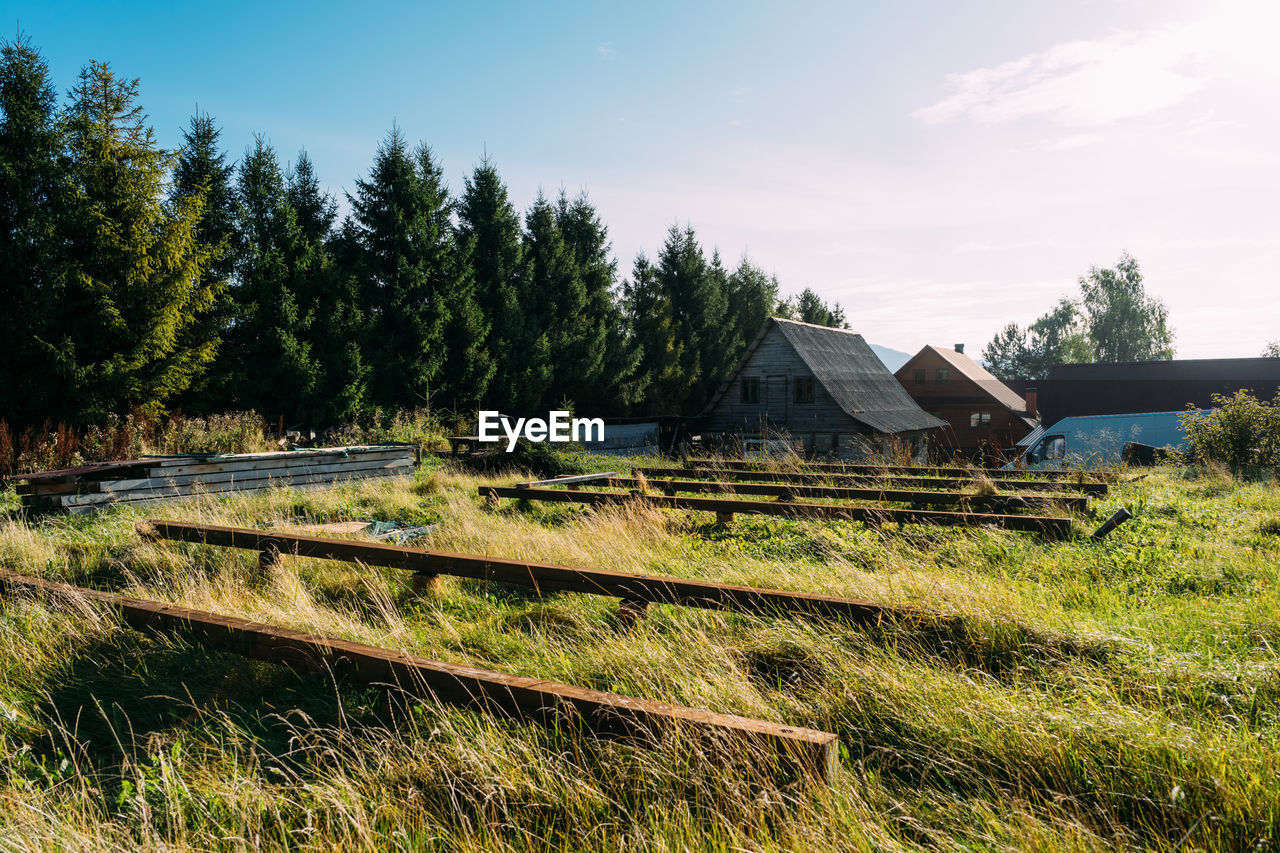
left=1025, top=386, right=1038, bottom=419
left=954, top=343, right=965, bottom=354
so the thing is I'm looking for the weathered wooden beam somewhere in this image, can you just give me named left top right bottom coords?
left=516, top=472, right=618, bottom=489
left=481, top=486, right=1073, bottom=536
left=137, top=520, right=947, bottom=625
left=612, top=477, right=1088, bottom=512
left=635, top=466, right=1108, bottom=496
left=684, top=458, right=1108, bottom=482
left=0, top=568, right=838, bottom=780
left=91, top=457, right=414, bottom=497
left=58, top=464, right=413, bottom=509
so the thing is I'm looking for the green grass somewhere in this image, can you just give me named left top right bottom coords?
left=0, top=461, right=1277, bottom=851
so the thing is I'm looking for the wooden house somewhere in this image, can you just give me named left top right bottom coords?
left=700, top=318, right=945, bottom=457
left=894, top=344, right=1037, bottom=457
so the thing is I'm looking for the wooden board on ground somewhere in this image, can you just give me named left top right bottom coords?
left=516, top=472, right=618, bottom=489
left=480, top=486, right=1073, bottom=536
left=635, top=467, right=1108, bottom=496
left=138, top=520, right=955, bottom=627
left=612, top=477, right=1088, bottom=513
left=0, top=567, right=838, bottom=780
left=684, top=458, right=1108, bottom=482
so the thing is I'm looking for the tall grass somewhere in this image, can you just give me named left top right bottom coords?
left=0, top=463, right=1277, bottom=850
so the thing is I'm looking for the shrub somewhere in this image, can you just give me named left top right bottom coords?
left=1181, top=390, right=1280, bottom=469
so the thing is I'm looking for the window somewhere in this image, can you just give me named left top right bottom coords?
left=1044, top=435, right=1066, bottom=460
left=794, top=376, right=815, bottom=403
left=740, top=376, right=760, bottom=404
left=936, top=368, right=950, bottom=384
left=913, top=368, right=926, bottom=384
left=969, top=411, right=992, bottom=428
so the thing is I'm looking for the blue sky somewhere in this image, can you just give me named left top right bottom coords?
left=9, top=0, right=1277, bottom=358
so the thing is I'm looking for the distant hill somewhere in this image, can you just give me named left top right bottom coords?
left=869, top=343, right=912, bottom=373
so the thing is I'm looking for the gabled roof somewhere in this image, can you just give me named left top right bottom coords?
left=904, top=345, right=1034, bottom=421
left=702, top=318, right=946, bottom=434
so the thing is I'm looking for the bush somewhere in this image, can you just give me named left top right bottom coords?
left=1181, top=390, right=1280, bottom=469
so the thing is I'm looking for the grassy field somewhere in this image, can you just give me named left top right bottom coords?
left=0, top=459, right=1277, bottom=851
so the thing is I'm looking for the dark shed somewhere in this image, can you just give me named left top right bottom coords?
left=1039, top=358, right=1280, bottom=425
left=700, top=318, right=944, bottom=456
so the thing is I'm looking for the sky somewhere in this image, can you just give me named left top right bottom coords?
left=8, top=0, right=1277, bottom=359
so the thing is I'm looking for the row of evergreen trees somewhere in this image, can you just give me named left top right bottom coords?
left=0, top=39, right=846, bottom=429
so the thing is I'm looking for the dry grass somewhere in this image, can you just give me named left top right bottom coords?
left=0, top=462, right=1276, bottom=850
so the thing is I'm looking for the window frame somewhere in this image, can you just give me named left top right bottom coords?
left=739, top=376, right=761, bottom=404
left=793, top=376, right=815, bottom=404
left=936, top=368, right=950, bottom=384
left=913, top=368, right=926, bottom=384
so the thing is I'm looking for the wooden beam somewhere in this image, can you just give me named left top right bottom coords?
left=516, top=472, right=618, bottom=489
left=137, top=520, right=948, bottom=625
left=610, top=477, right=1088, bottom=513
left=0, top=568, right=837, bottom=780
left=684, top=458, right=1107, bottom=482
left=634, top=466, right=1108, bottom=496
left=481, top=486, right=1072, bottom=536
left=58, top=464, right=413, bottom=509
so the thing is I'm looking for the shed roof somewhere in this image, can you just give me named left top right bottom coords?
left=703, top=318, right=946, bottom=434
left=1046, top=357, right=1280, bottom=382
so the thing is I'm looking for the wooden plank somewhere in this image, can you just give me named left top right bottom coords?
left=16, top=460, right=173, bottom=484
left=101, top=454, right=414, bottom=492
left=481, top=486, right=1072, bottom=536
left=59, top=465, right=412, bottom=509
left=516, top=472, right=618, bottom=489
left=138, top=520, right=952, bottom=627
left=636, top=467, right=1109, bottom=496
left=613, top=477, right=1089, bottom=513
left=148, top=445, right=413, bottom=469
left=0, top=568, right=837, bottom=780
left=150, top=447, right=414, bottom=477
left=684, top=458, right=1106, bottom=482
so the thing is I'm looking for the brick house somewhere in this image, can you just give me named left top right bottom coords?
left=894, top=344, right=1037, bottom=458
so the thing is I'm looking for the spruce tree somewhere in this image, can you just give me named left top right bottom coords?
left=554, top=189, right=640, bottom=412
left=0, top=37, right=64, bottom=425
left=224, top=136, right=319, bottom=424
left=347, top=128, right=457, bottom=412
left=624, top=252, right=680, bottom=415
left=417, top=145, right=492, bottom=412
left=457, top=156, right=522, bottom=408
left=287, top=150, right=369, bottom=423
left=516, top=191, right=580, bottom=410
left=654, top=224, right=728, bottom=413
left=54, top=61, right=215, bottom=422
left=726, top=256, right=779, bottom=352
left=171, top=109, right=237, bottom=412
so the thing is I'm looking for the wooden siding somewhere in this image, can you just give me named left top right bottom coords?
left=704, top=325, right=868, bottom=438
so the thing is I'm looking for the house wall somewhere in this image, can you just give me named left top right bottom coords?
left=895, top=349, right=1030, bottom=453
left=703, top=325, right=867, bottom=453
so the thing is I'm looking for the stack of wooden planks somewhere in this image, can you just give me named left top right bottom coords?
left=15, top=445, right=417, bottom=513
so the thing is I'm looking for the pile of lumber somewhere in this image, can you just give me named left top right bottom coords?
left=15, top=445, right=416, bottom=513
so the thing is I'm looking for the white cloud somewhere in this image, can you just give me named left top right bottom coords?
left=911, top=0, right=1280, bottom=131
left=596, top=41, right=615, bottom=58
left=914, top=25, right=1215, bottom=127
